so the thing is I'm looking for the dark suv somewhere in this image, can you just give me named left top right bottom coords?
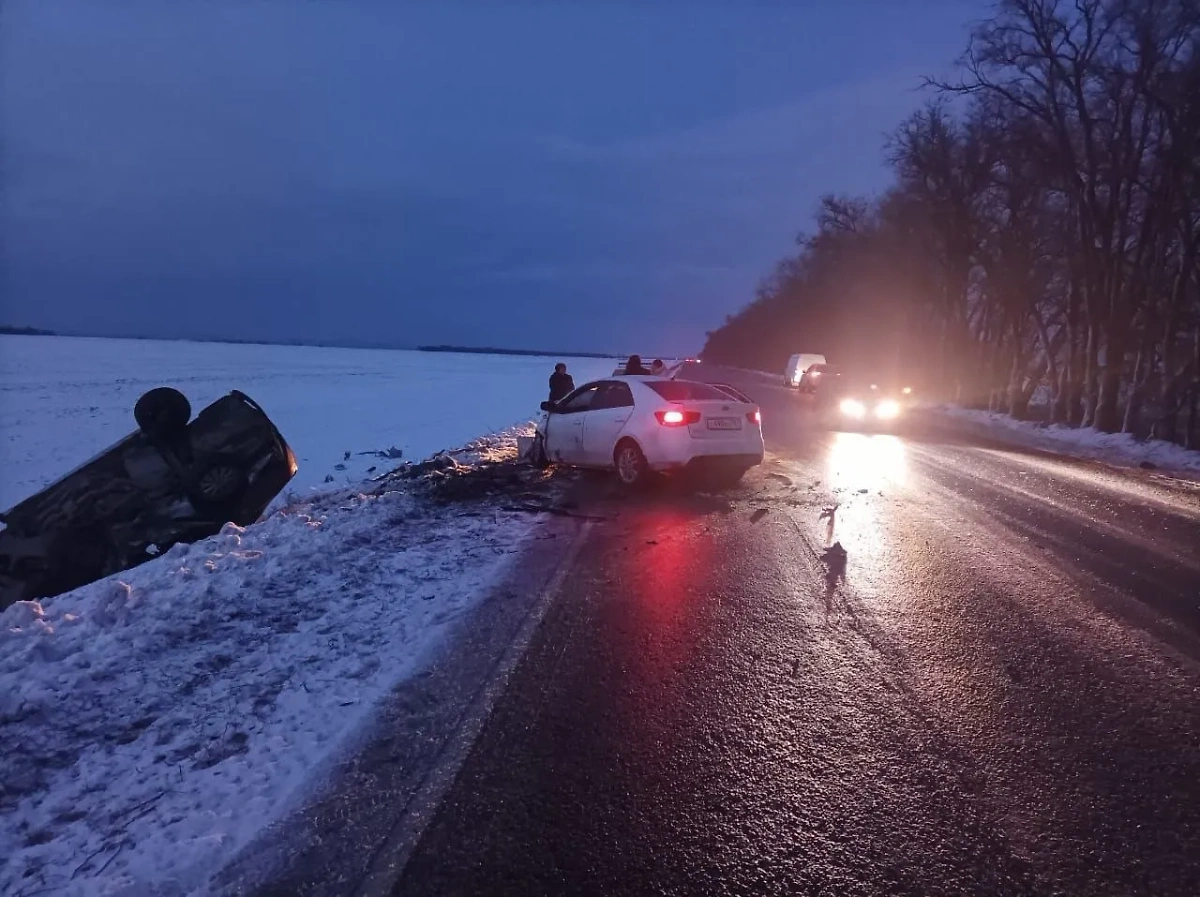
left=0, top=388, right=297, bottom=610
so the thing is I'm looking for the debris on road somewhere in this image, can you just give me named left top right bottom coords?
left=821, top=540, right=848, bottom=578
left=364, top=446, right=404, bottom=460
left=819, top=505, right=838, bottom=544
left=503, top=504, right=608, bottom=521
left=371, top=425, right=595, bottom=511
left=821, top=541, right=847, bottom=561
left=396, top=456, right=566, bottom=505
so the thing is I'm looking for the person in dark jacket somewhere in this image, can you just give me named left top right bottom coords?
left=548, top=363, right=575, bottom=402
left=625, top=354, right=651, bottom=375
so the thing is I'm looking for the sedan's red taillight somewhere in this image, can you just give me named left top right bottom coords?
left=748, top=410, right=761, bottom=425
left=655, top=409, right=701, bottom=427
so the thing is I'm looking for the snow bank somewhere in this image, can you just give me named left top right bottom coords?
left=930, top=406, right=1200, bottom=478
left=0, top=461, right=537, bottom=896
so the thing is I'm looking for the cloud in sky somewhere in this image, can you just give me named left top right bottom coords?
left=1, top=0, right=988, bottom=354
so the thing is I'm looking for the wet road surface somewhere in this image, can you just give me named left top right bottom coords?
left=394, top=371, right=1200, bottom=897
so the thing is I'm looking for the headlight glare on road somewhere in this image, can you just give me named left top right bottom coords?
left=876, top=400, right=901, bottom=419
left=839, top=398, right=866, bottom=418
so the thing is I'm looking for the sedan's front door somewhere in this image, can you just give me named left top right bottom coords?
left=544, top=384, right=601, bottom=464
left=582, top=382, right=635, bottom=465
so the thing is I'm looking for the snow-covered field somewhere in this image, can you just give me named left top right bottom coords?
left=929, top=405, right=1200, bottom=478
left=0, top=335, right=618, bottom=510
left=0, top=336, right=617, bottom=896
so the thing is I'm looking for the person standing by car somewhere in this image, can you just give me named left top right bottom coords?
left=548, top=363, right=574, bottom=402
left=624, top=354, right=651, bottom=375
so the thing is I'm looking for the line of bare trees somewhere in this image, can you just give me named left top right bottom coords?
left=702, top=0, right=1200, bottom=446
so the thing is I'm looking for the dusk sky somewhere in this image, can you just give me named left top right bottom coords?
left=2, top=1, right=988, bottom=355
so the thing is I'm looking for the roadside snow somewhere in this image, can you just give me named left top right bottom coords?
left=0, top=449, right=538, bottom=897
left=930, top=406, right=1200, bottom=478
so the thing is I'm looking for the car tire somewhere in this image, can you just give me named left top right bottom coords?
left=135, top=387, right=192, bottom=438
left=187, top=459, right=249, bottom=516
left=614, top=439, right=650, bottom=488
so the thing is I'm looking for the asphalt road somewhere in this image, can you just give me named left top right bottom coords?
left=393, top=368, right=1200, bottom=897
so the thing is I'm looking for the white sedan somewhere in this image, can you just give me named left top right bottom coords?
left=535, top=377, right=764, bottom=487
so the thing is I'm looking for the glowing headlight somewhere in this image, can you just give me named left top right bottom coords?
left=902, top=386, right=913, bottom=395
left=840, top=398, right=866, bottom=418
left=876, top=399, right=901, bottom=419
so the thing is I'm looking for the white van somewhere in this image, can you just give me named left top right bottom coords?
left=783, top=354, right=827, bottom=388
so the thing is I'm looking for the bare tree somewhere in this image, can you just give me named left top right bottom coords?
left=703, top=0, right=1200, bottom=448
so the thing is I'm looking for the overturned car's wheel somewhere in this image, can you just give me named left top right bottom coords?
left=187, top=459, right=249, bottom=516
left=614, top=439, right=650, bottom=488
left=135, top=387, right=191, bottom=438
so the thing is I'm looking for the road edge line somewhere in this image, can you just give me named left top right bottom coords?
left=353, top=517, right=595, bottom=897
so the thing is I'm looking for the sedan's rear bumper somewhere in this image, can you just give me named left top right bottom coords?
left=686, top=453, right=764, bottom=471
left=637, top=421, right=764, bottom=473
left=651, top=452, right=764, bottom=473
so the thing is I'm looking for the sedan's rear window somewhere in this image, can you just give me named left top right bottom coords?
left=711, top=383, right=753, bottom=403
left=646, top=381, right=736, bottom=402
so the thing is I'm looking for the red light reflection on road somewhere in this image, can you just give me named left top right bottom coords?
left=612, top=507, right=702, bottom=688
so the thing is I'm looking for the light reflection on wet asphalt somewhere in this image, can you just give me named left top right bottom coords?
left=389, top=373, right=1200, bottom=897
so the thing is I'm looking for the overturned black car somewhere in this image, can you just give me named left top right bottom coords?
left=0, top=389, right=297, bottom=610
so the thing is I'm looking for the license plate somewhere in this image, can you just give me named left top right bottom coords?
left=706, top=417, right=741, bottom=430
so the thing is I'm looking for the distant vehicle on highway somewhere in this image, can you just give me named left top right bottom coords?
left=827, top=375, right=912, bottom=431
left=798, top=362, right=842, bottom=395
left=0, top=388, right=297, bottom=609
left=536, top=377, right=764, bottom=487
left=783, top=353, right=827, bottom=389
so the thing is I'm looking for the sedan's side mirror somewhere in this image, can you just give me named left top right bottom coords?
left=540, top=401, right=557, bottom=412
